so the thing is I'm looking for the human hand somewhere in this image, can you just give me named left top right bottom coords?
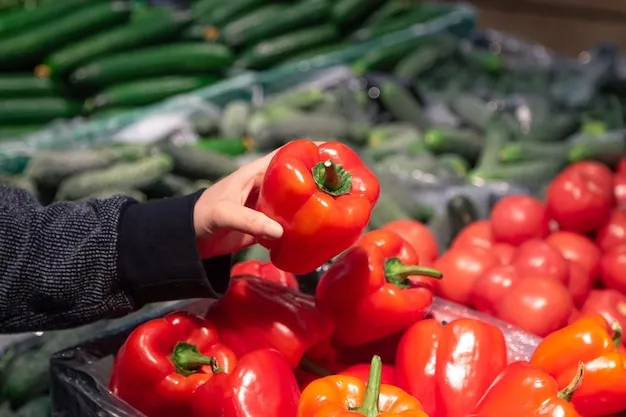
left=194, top=150, right=284, bottom=259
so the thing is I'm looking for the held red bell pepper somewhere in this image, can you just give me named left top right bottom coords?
left=230, top=259, right=299, bottom=290
left=531, top=314, right=626, bottom=416
left=192, top=349, right=300, bottom=417
left=434, top=318, right=508, bottom=417
left=298, top=355, right=428, bottom=417
left=395, top=319, right=443, bottom=417
left=109, top=312, right=237, bottom=417
left=256, top=139, right=380, bottom=274
left=205, top=276, right=334, bottom=368
left=471, top=361, right=585, bottom=417
left=316, top=229, right=443, bottom=346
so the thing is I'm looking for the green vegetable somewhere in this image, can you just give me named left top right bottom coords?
left=38, top=8, right=191, bottom=78
left=161, top=144, right=238, bottom=182
left=0, top=0, right=95, bottom=37
left=470, top=160, right=565, bottom=185
left=0, top=98, right=80, bottom=124
left=71, top=43, right=234, bottom=87
left=220, top=101, right=252, bottom=138
left=379, top=81, right=431, bottom=131
left=568, top=131, right=626, bottom=166
left=196, top=138, right=253, bottom=157
left=13, top=395, right=51, bottom=417
left=499, top=141, right=571, bottom=164
left=332, top=0, right=385, bottom=31
left=351, top=7, right=443, bottom=42
left=86, top=76, right=218, bottom=110
left=424, top=127, right=482, bottom=163
left=201, top=0, right=264, bottom=27
left=0, top=74, right=59, bottom=98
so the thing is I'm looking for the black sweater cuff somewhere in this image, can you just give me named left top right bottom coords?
left=117, top=191, right=231, bottom=306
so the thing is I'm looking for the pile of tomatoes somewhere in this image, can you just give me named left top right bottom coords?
left=389, top=160, right=626, bottom=341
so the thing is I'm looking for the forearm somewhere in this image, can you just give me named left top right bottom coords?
left=0, top=186, right=230, bottom=333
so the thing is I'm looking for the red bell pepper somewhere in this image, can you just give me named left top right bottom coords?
left=298, top=355, right=428, bottom=417
left=531, top=314, right=626, bottom=416
left=316, top=229, right=443, bottom=346
left=395, top=319, right=443, bottom=417
left=192, top=349, right=300, bottom=417
left=205, top=276, right=334, bottom=368
left=109, top=312, right=237, bottom=417
left=230, top=259, right=299, bottom=290
left=434, top=318, right=508, bottom=417
left=471, top=361, right=584, bottom=417
left=338, top=363, right=397, bottom=385
left=256, top=139, right=380, bottom=274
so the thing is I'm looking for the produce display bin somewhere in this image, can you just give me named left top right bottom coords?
left=0, top=3, right=476, bottom=174
left=48, top=295, right=540, bottom=417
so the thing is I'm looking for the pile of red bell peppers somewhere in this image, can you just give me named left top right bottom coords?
left=108, top=142, right=626, bottom=417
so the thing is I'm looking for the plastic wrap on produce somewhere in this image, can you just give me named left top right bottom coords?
left=49, top=295, right=539, bottom=417
left=0, top=4, right=475, bottom=175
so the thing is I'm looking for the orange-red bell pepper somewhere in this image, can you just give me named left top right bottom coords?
left=192, top=349, right=300, bottom=417
left=230, top=259, right=299, bottom=290
left=205, top=276, right=334, bottom=368
left=395, top=319, right=443, bottom=417
left=316, top=229, right=442, bottom=346
left=297, top=355, right=428, bottom=417
left=434, top=318, right=508, bottom=417
left=109, top=312, right=236, bottom=417
left=531, top=314, right=625, bottom=416
left=471, top=361, right=584, bottom=417
left=256, top=139, right=380, bottom=274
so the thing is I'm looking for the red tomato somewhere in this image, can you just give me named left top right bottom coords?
left=490, top=195, right=549, bottom=246
left=596, top=209, right=626, bottom=252
left=450, top=220, right=493, bottom=250
left=511, top=239, right=570, bottom=284
left=545, top=231, right=601, bottom=281
left=581, top=289, right=626, bottom=346
left=599, top=245, right=626, bottom=294
left=546, top=167, right=614, bottom=233
left=567, top=261, right=593, bottom=309
left=383, top=220, right=438, bottom=266
left=434, top=246, right=499, bottom=305
left=566, top=161, right=614, bottom=192
left=492, top=243, right=515, bottom=265
left=471, top=264, right=520, bottom=316
left=613, top=173, right=626, bottom=208
left=496, top=277, right=573, bottom=337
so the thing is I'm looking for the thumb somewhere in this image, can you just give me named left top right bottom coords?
left=210, top=200, right=283, bottom=240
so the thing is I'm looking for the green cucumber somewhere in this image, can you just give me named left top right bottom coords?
left=223, top=1, right=328, bottom=48
left=192, top=0, right=230, bottom=19
left=161, top=144, right=238, bottom=181
left=38, top=8, right=191, bottom=78
left=377, top=172, right=436, bottom=221
left=332, top=0, right=385, bottom=31
left=0, top=0, right=95, bottom=37
left=447, top=195, right=479, bottom=242
left=470, top=160, right=565, bottom=185
left=474, top=118, right=512, bottom=172
left=523, top=113, right=581, bottom=142
left=351, top=7, right=443, bottom=42
left=196, top=137, right=253, bottom=157
left=462, top=50, right=502, bottom=73
left=363, top=132, right=424, bottom=162
left=567, top=131, right=626, bottom=166
left=353, top=37, right=433, bottom=74
left=281, top=42, right=350, bottom=65
left=424, top=127, right=482, bottom=163
left=202, top=0, right=264, bottom=27
left=394, top=39, right=457, bottom=80
left=71, top=43, right=234, bottom=87
left=0, top=125, right=41, bottom=139
left=437, top=153, right=470, bottom=178
left=367, top=123, right=419, bottom=146
left=141, top=174, right=197, bottom=199
left=220, top=101, right=251, bottom=138
left=86, top=76, right=218, bottom=110
left=235, top=24, right=339, bottom=70
left=379, top=81, right=431, bottom=131
left=25, top=147, right=148, bottom=188
left=499, top=141, right=571, bottom=164
left=0, top=98, right=80, bottom=124
left=0, top=74, right=59, bottom=98
left=265, top=89, right=327, bottom=111
left=448, top=94, right=494, bottom=131
left=0, top=2, right=131, bottom=67
left=89, top=106, right=134, bottom=120
left=368, top=191, right=413, bottom=230
left=13, top=396, right=51, bottom=417
left=56, top=154, right=173, bottom=201
left=363, top=0, right=416, bottom=26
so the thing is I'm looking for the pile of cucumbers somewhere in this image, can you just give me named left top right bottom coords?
left=0, top=0, right=447, bottom=141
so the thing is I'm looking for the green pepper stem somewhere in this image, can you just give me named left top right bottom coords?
left=384, top=257, right=443, bottom=288
left=557, top=361, right=585, bottom=402
left=170, top=342, right=217, bottom=376
left=611, top=321, right=623, bottom=350
left=311, top=159, right=353, bottom=197
left=355, top=355, right=383, bottom=417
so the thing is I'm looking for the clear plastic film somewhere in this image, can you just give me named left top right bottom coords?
left=48, top=296, right=540, bottom=417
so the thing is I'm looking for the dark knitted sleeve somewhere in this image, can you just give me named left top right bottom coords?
left=0, top=186, right=231, bottom=333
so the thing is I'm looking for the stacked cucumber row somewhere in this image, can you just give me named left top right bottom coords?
left=0, top=0, right=445, bottom=141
